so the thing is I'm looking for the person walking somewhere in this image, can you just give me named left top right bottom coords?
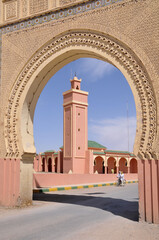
left=121, top=171, right=125, bottom=186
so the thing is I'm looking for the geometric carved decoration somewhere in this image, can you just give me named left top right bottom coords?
left=4, top=0, right=18, bottom=21
left=22, top=0, right=28, bottom=17
left=4, top=31, right=157, bottom=160
left=29, top=0, right=48, bottom=14
left=1, top=0, right=124, bottom=29
left=60, top=0, right=79, bottom=6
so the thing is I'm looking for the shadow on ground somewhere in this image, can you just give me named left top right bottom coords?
left=33, top=192, right=139, bottom=222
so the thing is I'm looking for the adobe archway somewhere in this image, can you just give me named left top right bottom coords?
left=4, top=29, right=158, bottom=207
left=5, top=31, right=157, bottom=159
left=0, top=0, right=158, bottom=224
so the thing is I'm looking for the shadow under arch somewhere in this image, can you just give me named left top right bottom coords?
left=4, top=29, right=157, bottom=160
left=33, top=191, right=139, bottom=222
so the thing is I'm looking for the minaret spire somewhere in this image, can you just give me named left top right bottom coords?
left=70, top=75, right=81, bottom=90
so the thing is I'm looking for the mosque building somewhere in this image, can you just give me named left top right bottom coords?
left=34, top=76, right=137, bottom=175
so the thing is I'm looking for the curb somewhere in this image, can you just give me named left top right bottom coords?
left=33, top=180, right=138, bottom=193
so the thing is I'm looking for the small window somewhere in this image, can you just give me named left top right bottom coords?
left=78, top=147, right=80, bottom=150
left=76, top=85, right=79, bottom=90
left=78, top=113, right=80, bottom=116
left=78, top=128, right=80, bottom=131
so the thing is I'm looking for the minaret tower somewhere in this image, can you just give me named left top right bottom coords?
left=63, top=76, right=88, bottom=173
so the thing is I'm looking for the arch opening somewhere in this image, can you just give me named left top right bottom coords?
left=107, top=157, right=117, bottom=174
left=119, top=158, right=128, bottom=173
left=130, top=158, right=138, bottom=173
left=4, top=30, right=157, bottom=162
left=94, top=156, right=104, bottom=174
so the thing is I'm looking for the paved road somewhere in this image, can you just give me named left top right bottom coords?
left=0, top=184, right=159, bottom=240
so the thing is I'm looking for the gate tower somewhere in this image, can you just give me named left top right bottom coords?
left=63, top=76, right=88, bottom=173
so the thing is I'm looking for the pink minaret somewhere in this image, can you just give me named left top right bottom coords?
left=63, top=76, right=88, bottom=173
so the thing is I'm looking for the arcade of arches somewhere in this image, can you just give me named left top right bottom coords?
left=34, top=145, right=138, bottom=175
left=0, top=0, right=159, bottom=224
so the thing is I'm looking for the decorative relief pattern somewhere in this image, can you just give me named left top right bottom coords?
left=1, top=0, right=123, bottom=34
left=22, top=0, right=28, bottom=17
left=29, top=0, right=48, bottom=14
left=4, top=1, right=18, bottom=21
left=60, top=0, right=79, bottom=5
left=52, top=0, right=57, bottom=8
left=4, top=31, right=157, bottom=159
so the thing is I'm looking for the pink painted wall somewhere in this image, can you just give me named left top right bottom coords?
left=63, top=158, right=72, bottom=173
left=138, top=159, right=159, bottom=224
left=75, top=106, right=87, bottom=157
left=64, top=107, right=72, bottom=157
left=57, top=151, right=63, bottom=173
left=63, top=92, right=72, bottom=104
left=52, top=154, right=55, bottom=172
left=72, top=92, right=88, bottom=103
left=33, top=173, right=138, bottom=188
left=73, top=158, right=86, bottom=174
left=34, top=155, right=39, bottom=172
left=0, top=158, right=20, bottom=206
left=85, top=150, right=94, bottom=174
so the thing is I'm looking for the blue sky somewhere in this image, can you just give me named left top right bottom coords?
left=33, top=58, right=136, bottom=153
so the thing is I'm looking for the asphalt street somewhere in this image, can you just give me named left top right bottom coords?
left=0, top=183, right=159, bottom=240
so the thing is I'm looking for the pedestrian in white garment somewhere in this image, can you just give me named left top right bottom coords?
left=121, top=171, right=125, bottom=186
